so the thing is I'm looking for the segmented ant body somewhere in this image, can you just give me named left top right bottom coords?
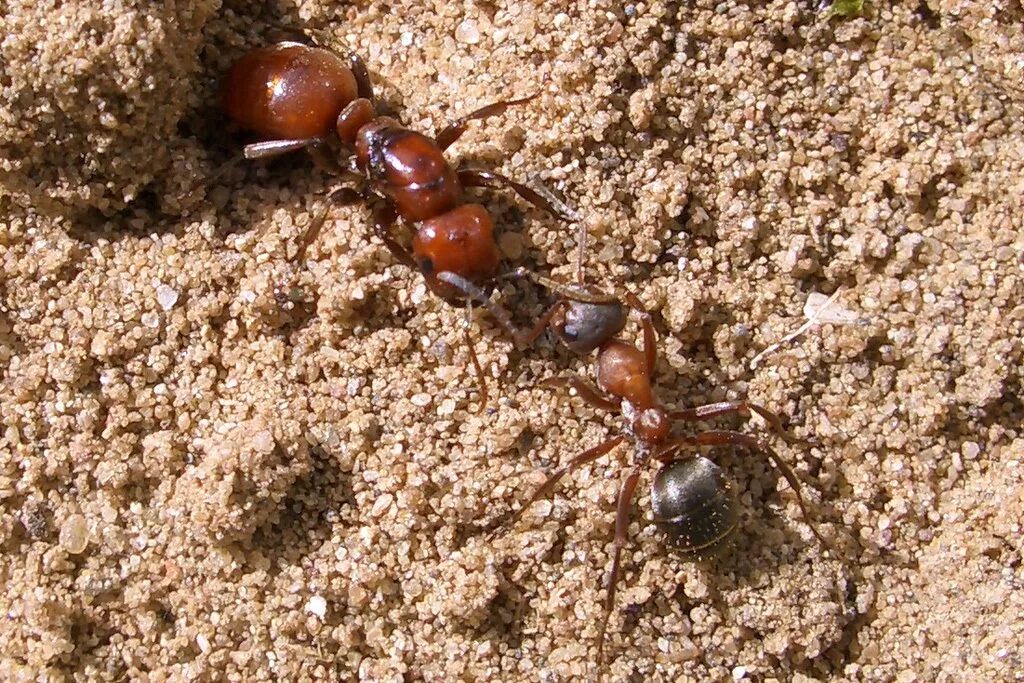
left=485, top=231, right=831, bottom=674
left=220, top=41, right=574, bottom=401
left=219, top=38, right=832, bottom=678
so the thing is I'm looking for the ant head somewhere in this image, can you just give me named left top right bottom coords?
left=632, top=405, right=670, bottom=443
left=651, top=456, right=737, bottom=553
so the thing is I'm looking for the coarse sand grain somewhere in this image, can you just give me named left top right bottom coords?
left=1, top=1, right=1022, bottom=681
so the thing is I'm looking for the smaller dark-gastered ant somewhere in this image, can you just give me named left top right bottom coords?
left=475, top=227, right=832, bottom=676
left=219, top=40, right=576, bottom=406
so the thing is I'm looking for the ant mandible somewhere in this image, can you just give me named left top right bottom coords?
left=219, top=39, right=576, bottom=405
left=480, top=226, right=832, bottom=677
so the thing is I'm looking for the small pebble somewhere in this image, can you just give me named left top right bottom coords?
left=371, top=493, right=394, bottom=517
left=252, top=430, right=275, bottom=454
left=59, top=514, right=90, bottom=554
left=677, top=637, right=700, bottom=661
left=305, top=595, right=327, bottom=619
left=156, top=284, right=179, bottom=310
left=455, top=19, right=480, bottom=44
left=437, top=398, right=457, bottom=416
left=498, top=232, right=523, bottom=260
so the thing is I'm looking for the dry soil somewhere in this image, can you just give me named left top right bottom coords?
left=1, top=1, right=1022, bottom=681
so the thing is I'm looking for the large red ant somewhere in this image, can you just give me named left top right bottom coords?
left=219, top=39, right=576, bottom=405
left=478, top=228, right=832, bottom=677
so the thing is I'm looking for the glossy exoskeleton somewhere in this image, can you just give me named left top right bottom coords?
left=220, top=40, right=575, bottom=405
left=651, top=455, right=738, bottom=552
left=488, top=229, right=832, bottom=675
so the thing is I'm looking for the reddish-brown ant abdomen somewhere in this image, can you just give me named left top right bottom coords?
left=412, top=204, right=500, bottom=301
left=220, top=44, right=358, bottom=140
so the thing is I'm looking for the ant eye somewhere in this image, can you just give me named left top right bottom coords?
left=418, top=256, right=434, bottom=274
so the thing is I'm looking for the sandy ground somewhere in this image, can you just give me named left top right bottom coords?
left=2, top=1, right=1023, bottom=681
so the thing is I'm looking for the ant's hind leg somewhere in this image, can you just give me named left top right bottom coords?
left=596, top=465, right=643, bottom=678
left=462, top=308, right=489, bottom=413
left=436, top=94, right=539, bottom=151
left=457, top=168, right=579, bottom=222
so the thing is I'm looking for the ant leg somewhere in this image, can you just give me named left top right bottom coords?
left=347, top=53, right=375, bottom=102
left=457, top=168, right=579, bottom=222
left=656, top=430, right=831, bottom=551
left=541, top=376, right=619, bottom=412
left=668, top=401, right=786, bottom=436
left=292, top=187, right=364, bottom=260
left=433, top=272, right=566, bottom=349
left=511, top=267, right=619, bottom=305
left=436, top=94, right=539, bottom=151
left=596, top=464, right=643, bottom=677
left=372, top=205, right=418, bottom=269
left=512, top=300, right=568, bottom=348
left=244, top=138, right=322, bottom=160
left=501, top=435, right=624, bottom=531
left=574, top=220, right=588, bottom=285
left=462, top=306, right=489, bottom=412
left=295, top=203, right=331, bottom=260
